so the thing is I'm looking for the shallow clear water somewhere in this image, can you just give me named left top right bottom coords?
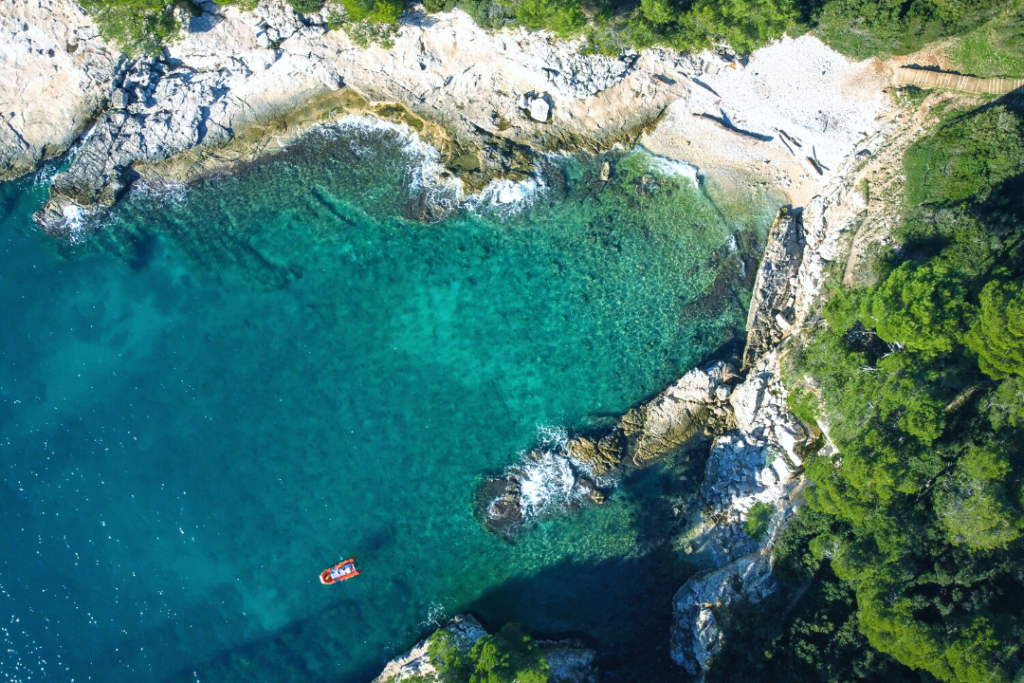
left=0, top=121, right=775, bottom=683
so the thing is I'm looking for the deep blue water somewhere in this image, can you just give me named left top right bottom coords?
left=0, top=120, right=775, bottom=683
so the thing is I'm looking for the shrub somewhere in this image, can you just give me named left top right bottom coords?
left=744, top=501, right=776, bottom=541
left=341, top=0, right=404, bottom=23
left=289, top=0, right=326, bottom=13
left=904, top=105, right=1024, bottom=207
left=428, top=623, right=549, bottom=683
left=467, top=623, right=549, bottom=683
left=79, top=0, right=183, bottom=56
left=428, top=629, right=472, bottom=683
left=861, top=260, right=971, bottom=354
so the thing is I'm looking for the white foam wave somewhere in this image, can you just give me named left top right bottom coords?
left=61, top=204, right=94, bottom=244
left=506, top=423, right=619, bottom=520
left=534, top=423, right=569, bottom=451
left=128, top=178, right=189, bottom=205
left=636, top=146, right=702, bottom=187
left=313, top=114, right=464, bottom=212
left=420, top=600, right=447, bottom=629
left=517, top=449, right=580, bottom=518
left=464, top=176, right=546, bottom=216
left=31, top=160, right=62, bottom=188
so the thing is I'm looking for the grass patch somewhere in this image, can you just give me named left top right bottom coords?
left=948, top=3, right=1024, bottom=79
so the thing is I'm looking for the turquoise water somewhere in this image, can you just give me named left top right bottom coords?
left=0, top=121, right=774, bottom=683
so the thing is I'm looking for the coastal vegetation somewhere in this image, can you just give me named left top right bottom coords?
left=717, top=99, right=1024, bottom=682
left=744, top=500, right=775, bottom=541
left=426, top=623, right=551, bottom=683
left=79, top=0, right=1023, bottom=71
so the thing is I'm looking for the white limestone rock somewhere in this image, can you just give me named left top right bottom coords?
left=372, top=614, right=487, bottom=683
left=729, top=372, right=767, bottom=432
left=529, top=96, right=551, bottom=122
left=0, top=0, right=119, bottom=181
left=372, top=615, right=600, bottom=683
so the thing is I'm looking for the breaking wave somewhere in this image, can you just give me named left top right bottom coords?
left=635, top=146, right=702, bottom=187
left=504, top=424, right=616, bottom=522
left=128, top=178, right=189, bottom=205
left=311, top=115, right=464, bottom=215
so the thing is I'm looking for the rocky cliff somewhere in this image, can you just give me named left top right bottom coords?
left=1, top=2, right=915, bottom=678
left=667, top=93, right=936, bottom=678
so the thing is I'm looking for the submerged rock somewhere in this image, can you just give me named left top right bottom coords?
left=475, top=475, right=525, bottom=543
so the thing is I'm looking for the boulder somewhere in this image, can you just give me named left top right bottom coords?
left=565, top=433, right=623, bottom=476
left=729, top=372, right=766, bottom=433
left=529, top=97, right=551, bottom=122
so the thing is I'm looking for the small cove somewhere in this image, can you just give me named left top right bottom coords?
left=0, top=120, right=779, bottom=683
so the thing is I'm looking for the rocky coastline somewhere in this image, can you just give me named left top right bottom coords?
left=1, top=1, right=922, bottom=679
left=3, top=0, right=890, bottom=237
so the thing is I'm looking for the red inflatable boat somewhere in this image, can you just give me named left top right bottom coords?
left=320, top=557, right=360, bottom=585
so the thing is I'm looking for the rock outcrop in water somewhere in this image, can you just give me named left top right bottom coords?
left=475, top=439, right=615, bottom=543
left=475, top=361, right=741, bottom=541
left=372, top=614, right=600, bottom=683
left=620, top=361, right=737, bottom=467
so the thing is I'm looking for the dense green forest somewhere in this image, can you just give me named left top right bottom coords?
left=724, top=97, right=1024, bottom=683
left=79, top=0, right=1022, bottom=62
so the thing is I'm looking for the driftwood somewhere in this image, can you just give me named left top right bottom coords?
left=693, top=112, right=773, bottom=142
left=811, top=146, right=829, bottom=171
left=777, top=129, right=803, bottom=148
left=894, top=67, right=1024, bottom=94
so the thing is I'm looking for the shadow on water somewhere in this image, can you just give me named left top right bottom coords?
left=159, top=450, right=708, bottom=683
left=467, top=552, right=694, bottom=683
left=159, top=552, right=695, bottom=683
